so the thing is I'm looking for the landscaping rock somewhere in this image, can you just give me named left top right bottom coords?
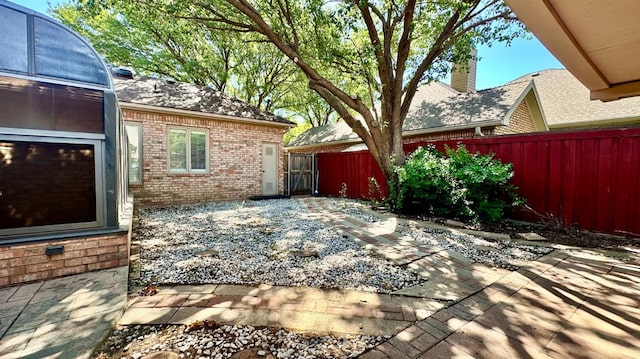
left=291, top=249, right=319, bottom=258
left=230, top=348, right=276, bottom=359
left=194, top=249, right=219, bottom=257
left=141, top=351, right=179, bottom=359
left=133, top=199, right=422, bottom=293
left=517, top=232, right=548, bottom=241
left=476, top=245, right=500, bottom=252
left=445, top=219, right=467, bottom=229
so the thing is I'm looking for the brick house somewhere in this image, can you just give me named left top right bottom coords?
left=0, top=3, right=131, bottom=287
left=286, top=68, right=640, bottom=153
left=113, top=75, right=295, bottom=207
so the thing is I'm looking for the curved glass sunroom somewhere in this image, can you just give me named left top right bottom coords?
left=0, top=1, right=128, bottom=242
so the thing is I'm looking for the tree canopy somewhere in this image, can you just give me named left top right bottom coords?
left=59, top=0, right=525, bottom=205
left=53, top=1, right=335, bottom=123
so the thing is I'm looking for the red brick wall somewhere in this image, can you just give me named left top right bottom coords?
left=123, top=108, right=289, bottom=207
left=404, top=127, right=495, bottom=143
left=0, top=231, right=130, bottom=287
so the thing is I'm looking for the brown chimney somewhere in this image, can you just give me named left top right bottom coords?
left=450, top=48, right=477, bottom=93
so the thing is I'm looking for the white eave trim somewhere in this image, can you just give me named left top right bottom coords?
left=119, top=102, right=295, bottom=128
left=284, top=137, right=362, bottom=152
left=547, top=115, right=640, bottom=129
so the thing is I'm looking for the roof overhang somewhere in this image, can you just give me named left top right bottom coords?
left=547, top=115, right=640, bottom=130
left=284, top=137, right=361, bottom=152
left=119, top=102, right=295, bottom=128
left=505, top=0, right=640, bottom=102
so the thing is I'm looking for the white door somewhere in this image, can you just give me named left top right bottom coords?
left=262, top=143, right=278, bottom=195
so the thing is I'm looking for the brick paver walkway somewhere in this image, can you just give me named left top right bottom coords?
left=122, top=284, right=444, bottom=336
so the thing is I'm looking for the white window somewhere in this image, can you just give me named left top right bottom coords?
left=168, top=127, right=208, bottom=174
left=125, top=122, right=142, bottom=184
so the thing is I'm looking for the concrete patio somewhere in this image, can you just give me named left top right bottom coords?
left=0, top=267, right=128, bottom=359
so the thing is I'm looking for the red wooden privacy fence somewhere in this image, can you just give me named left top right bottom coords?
left=316, top=128, right=640, bottom=236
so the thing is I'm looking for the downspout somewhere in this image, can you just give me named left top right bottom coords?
left=474, top=126, right=484, bottom=137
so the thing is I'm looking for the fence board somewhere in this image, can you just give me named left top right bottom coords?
left=316, top=128, right=640, bottom=236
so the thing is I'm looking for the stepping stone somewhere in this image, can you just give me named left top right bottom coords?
left=195, top=249, right=219, bottom=257
left=291, top=250, right=319, bottom=258
left=517, top=232, right=548, bottom=241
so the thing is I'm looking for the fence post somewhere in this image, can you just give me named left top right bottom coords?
left=287, top=152, right=291, bottom=197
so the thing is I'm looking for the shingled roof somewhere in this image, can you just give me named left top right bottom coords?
left=287, top=69, right=640, bottom=149
left=113, top=75, right=294, bottom=126
left=521, top=69, right=640, bottom=128
left=287, top=74, right=530, bottom=148
left=403, top=77, right=530, bottom=131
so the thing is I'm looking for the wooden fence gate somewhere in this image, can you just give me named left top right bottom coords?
left=285, top=153, right=317, bottom=195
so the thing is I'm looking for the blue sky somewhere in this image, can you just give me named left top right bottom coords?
left=13, top=0, right=564, bottom=90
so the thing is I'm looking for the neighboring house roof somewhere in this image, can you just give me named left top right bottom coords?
left=113, top=75, right=294, bottom=126
left=286, top=69, right=640, bottom=149
left=287, top=74, right=531, bottom=148
left=403, top=77, right=530, bottom=132
left=287, top=121, right=360, bottom=148
left=521, top=69, right=640, bottom=129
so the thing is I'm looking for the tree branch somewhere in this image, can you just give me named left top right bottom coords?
left=400, top=8, right=461, bottom=120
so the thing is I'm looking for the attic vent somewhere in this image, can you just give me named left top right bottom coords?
left=531, top=73, right=540, bottom=77
left=153, top=84, right=160, bottom=93
left=166, top=79, right=176, bottom=84
left=113, top=67, right=134, bottom=79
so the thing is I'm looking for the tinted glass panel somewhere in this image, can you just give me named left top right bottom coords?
left=0, top=7, right=28, bottom=73
left=0, top=141, right=96, bottom=229
left=169, top=129, right=187, bottom=171
left=0, top=76, right=103, bottom=133
left=125, top=123, right=142, bottom=184
left=190, top=131, right=206, bottom=171
left=34, top=17, right=109, bottom=86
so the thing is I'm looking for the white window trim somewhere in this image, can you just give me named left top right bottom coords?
left=124, top=121, right=143, bottom=184
left=167, top=126, right=209, bottom=174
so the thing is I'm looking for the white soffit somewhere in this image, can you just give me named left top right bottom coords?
left=505, top=0, right=640, bottom=101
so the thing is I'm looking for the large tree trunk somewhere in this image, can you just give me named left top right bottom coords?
left=384, top=116, right=406, bottom=210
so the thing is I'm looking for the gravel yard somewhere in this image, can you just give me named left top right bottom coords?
left=133, top=198, right=554, bottom=291
left=102, top=198, right=562, bottom=359
left=326, top=199, right=553, bottom=270
left=133, top=199, right=422, bottom=293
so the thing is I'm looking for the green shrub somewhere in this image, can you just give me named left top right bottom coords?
left=394, top=144, right=523, bottom=224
